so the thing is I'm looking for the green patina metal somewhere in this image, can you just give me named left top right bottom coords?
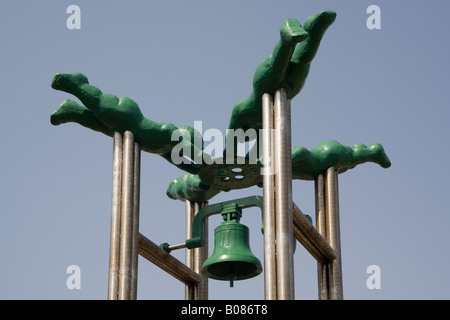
left=166, top=140, right=391, bottom=203
left=227, top=10, right=336, bottom=135
left=50, top=10, right=391, bottom=204
left=51, top=72, right=206, bottom=175
left=183, top=196, right=264, bottom=287
left=291, top=140, right=391, bottom=181
left=166, top=172, right=221, bottom=203
left=185, top=196, right=264, bottom=249
left=197, top=156, right=262, bottom=192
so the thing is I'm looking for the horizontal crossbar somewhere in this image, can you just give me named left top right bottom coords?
left=138, top=233, right=201, bottom=285
left=292, top=203, right=336, bottom=262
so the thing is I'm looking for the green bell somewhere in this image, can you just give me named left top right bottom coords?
left=202, top=205, right=262, bottom=287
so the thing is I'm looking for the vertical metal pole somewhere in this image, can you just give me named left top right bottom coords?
left=130, top=141, right=141, bottom=299
left=108, top=131, right=123, bottom=300
left=185, top=201, right=208, bottom=300
left=118, top=131, right=135, bottom=300
left=185, top=200, right=195, bottom=300
left=285, top=98, right=294, bottom=298
left=274, top=88, right=295, bottom=300
left=325, top=167, right=343, bottom=300
left=315, top=173, right=329, bottom=300
left=193, top=201, right=208, bottom=300
left=262, top=93, right=277, bottom=300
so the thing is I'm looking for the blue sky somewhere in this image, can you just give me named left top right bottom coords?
left=1, top=0, right=449, bottom=299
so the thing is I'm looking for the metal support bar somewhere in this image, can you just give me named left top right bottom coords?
left=108, top=132, right=123, bottom=300
left=130, top=139, right=141, bottom=300
left=314, top=168, right=344, bottom=300
left=185, top=200, right=194, bottom=299
left=274, top=88, right=295, bottom=300
left=108, top=131, right=141, bottom=300
left=167, top=243, right=187, bottom=251
left=315, top=173, right=329, bottom=300
left=193, top=201, right=208, bottom=300
left=292, top=203, right=336, bottom=262
left=138, top=233, right=202, bottom=285
left=325, top=167, right=343, bottom=300
left=118, top=131, right=136, bottom=300
left=262, top=93, right=276, bottom=300
left=185, top=200, right=208, bottom=300
left=262, top=89, right=295, bottom=300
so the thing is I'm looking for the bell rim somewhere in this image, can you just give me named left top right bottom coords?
left=202, top=254, right=263, bottom=281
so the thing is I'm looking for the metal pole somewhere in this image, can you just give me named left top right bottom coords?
left=315, top=174, right=329, bottom=300
left=193, top=201, right=208, bottom=300
left=325, top=167, right=343, bottom=300
left=185, top=201, right=208, bottom=300
left=130, top=141, right=141, bottom=299
left=262, top=92, right=277, bottom=300
left=118, top=131, right=135, bottom=300
left=286, top=98, right=295, bottom=299
left=274, top=88, right=294, bottom=300
left=108, top=131, right=123, bottom=300
left=169, top=243, right=188, bottom=251
left=185, top=200, right=195, bottom=300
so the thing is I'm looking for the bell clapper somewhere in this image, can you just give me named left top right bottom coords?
left=228, top=273, right=237, bottom=287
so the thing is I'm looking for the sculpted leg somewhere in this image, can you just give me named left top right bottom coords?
left=253, top=19, right=308, bottom=94
left=228, top=19, right=308, bottom=133
left=51, top=73, right=145, bottom=130
left=280, top=10, right=336, bottom=97
left=51, top=73, right=102, bottom=111
left=50, top=99, right=114, bottom=136
left=291, top=10, right=337, bottom=64
left=50, top=73, right=206, bottom=173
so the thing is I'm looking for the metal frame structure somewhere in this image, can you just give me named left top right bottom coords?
left=107, top=130, right=208, bottom=300
left=185, top=200, right=209, bottom=300
left=106, top=89, right=343, bottom=300
left=108, top=131, right=141, bottom=300
left=262, top=89, right=295, bottom=299
left=315, top=168, right=343, bottom=300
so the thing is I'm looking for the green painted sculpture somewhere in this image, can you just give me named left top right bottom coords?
left=51, top=72, right=206, bottom=174
left=227, top=10, right=336, bottom=135
left=166, top=173, right=221, bottom=203
left=292, top=140, right=391, bottom=180
left=166, top=140, right=391, bottom=202
left=50, top=10, right=391, bottom=204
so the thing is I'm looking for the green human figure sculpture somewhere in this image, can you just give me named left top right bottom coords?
left=227, top=10, right=337, bottom=135
left=291, top=140, right=391, bottom=180
left=50, top=72, right=206, bottom=174
left=50, top=10, right=391, bottom=204
left=167, top=140, right=391, bottom=202
left=166, top=172, right=221, bottom=203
